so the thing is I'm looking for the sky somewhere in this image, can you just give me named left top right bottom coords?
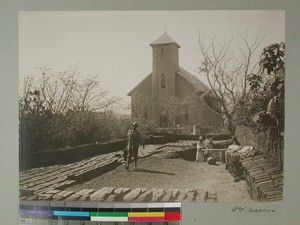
left=19, top=11, right=285, bottom=113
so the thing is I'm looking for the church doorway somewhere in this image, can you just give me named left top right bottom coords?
left=159, top=113, right=169, bottom=127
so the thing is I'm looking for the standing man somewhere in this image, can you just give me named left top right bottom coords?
left=126, top=122, right=145, bottom=171
left=195, top=135, right=207, bottom=162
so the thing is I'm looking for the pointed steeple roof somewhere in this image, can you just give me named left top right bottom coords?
left=150, top=32, right=180, bottom=48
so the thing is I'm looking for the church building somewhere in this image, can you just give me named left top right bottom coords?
left=128, top=32, right=222, bottom=131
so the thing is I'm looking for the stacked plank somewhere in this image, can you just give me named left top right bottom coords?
left=226, top=148, right=283, bottom=202
left=166, top=141, right=196, bottom=148
left=136, top=145, right=165, bottom=158
left=21, top=187, right=199, bottom=202
left=211, top=139, right=233, bottom=149
left=20, top=152, right=122, bottom=199
left=166, top=139, right=233, bottom=149
left=241, top=155, right=283, bottom=201
left=20, top=145, right=165, bottom=200
left=226, top=152, right=245, bottom=180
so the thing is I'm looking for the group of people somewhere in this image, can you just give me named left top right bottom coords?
left=125, top=122, right=240, bottom=169
left=124, top=123, right=212, bottom=170
left=196, top=135, right=241, bottom=163
left=124, top=122, right=213, bottom=171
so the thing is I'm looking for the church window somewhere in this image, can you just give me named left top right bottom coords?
left=161, top=47, right=164, bottom=56
left=161, top=74, right=166, bottom=88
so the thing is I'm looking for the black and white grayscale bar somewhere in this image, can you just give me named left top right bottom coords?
left=19, top=201, right=181, bottom=224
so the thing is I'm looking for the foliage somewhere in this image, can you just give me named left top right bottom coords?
left=235, top=91, right=273, bottom=132
left=237, top=42, right=285, bottom=133
left=19, top=67, right=127, bottom=152
left=152, top=127, right=181, bottom=137
left=199, top=91, right=222, bottom=114
left=134, top=119, right=157, bottom=137
left=236, top=42, right=285, bottom=167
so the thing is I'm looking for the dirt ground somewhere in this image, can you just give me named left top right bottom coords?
left=66, top=147, right=253, bottom=203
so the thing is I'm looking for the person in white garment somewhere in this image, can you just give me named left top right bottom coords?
left=196, top=135, right=207, bottom=162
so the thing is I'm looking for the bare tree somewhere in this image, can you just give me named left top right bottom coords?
left=19, top=66, right=119, bottom=114
left=131, top=93, right=153, bottom=122
left=72, top=75, right=120, bottom=112
left=198, top=28, right=265, bottom=134
left=19, top=66, right=122, bottom=151
left=158, top=96, right=195, bottom=127
left=130, top=94, right=195, bottom=128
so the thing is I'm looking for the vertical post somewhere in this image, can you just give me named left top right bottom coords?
left=220, top=150, right=226, bottom=163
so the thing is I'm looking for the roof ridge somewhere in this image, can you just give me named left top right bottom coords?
left=150, top=32, right=180, bottom=48
left=127, top=72, right=152, bottom=96
left=177, top=67, right=210, bottom=92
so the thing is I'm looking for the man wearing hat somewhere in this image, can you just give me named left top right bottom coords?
left=196, top=135, right=207, bottom=162
left=126, top=122, right=145, bottom=171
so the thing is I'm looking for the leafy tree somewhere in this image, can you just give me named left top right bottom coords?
left=236, top=42, right=285, bottom=167
left=246, top=42, right=285, bottom=133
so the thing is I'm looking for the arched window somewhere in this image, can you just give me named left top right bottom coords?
left=161, top=74, right=166, bottom=88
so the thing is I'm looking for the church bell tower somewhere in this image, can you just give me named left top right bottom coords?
left=150, top=32, right=180, bottom=126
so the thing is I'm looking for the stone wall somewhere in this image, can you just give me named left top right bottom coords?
left=20, top=140, right=127, bottom=171
left=20, top=136, right=169, bottom=171
left=20, top=133, right=233, bottom=171
left=235, top=125, right=270, bottom=153
left=235, top=125, right=283, bottom=167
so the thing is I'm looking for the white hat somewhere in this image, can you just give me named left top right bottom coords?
left=132, top=122, right=139, bottom=127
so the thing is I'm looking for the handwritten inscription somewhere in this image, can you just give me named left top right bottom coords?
left=232, top=206, right=277, bottom=213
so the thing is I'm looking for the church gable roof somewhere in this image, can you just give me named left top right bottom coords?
left=127, top=72, right=152, bottom=96
left=176, top=67, right=210, bottom=94
left=150, top=32, right=180, bottom=48
left=128, top=68, right=211, bottom=96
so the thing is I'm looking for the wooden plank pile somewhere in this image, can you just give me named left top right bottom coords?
left=135, top=145, right=165, bottom=158
left=165, top=141, right=196, bottom=148
left=20, top=153, right=119, bottom=198
left=20, top=145, right=165, bottom=200
left=226, top=151, right=245, bottom=180
left=242, top=155, right=283, bottom=201
left=226, top=150, right=283, bottom=201
left=211, top=139, right=233, bottom=149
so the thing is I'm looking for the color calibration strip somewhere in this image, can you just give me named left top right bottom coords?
left=19, top=201, right=181, bottom=222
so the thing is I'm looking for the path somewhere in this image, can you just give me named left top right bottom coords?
left=20, top=144, right=253, bottom=202
left=65, top=156, right=252, bottom=202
